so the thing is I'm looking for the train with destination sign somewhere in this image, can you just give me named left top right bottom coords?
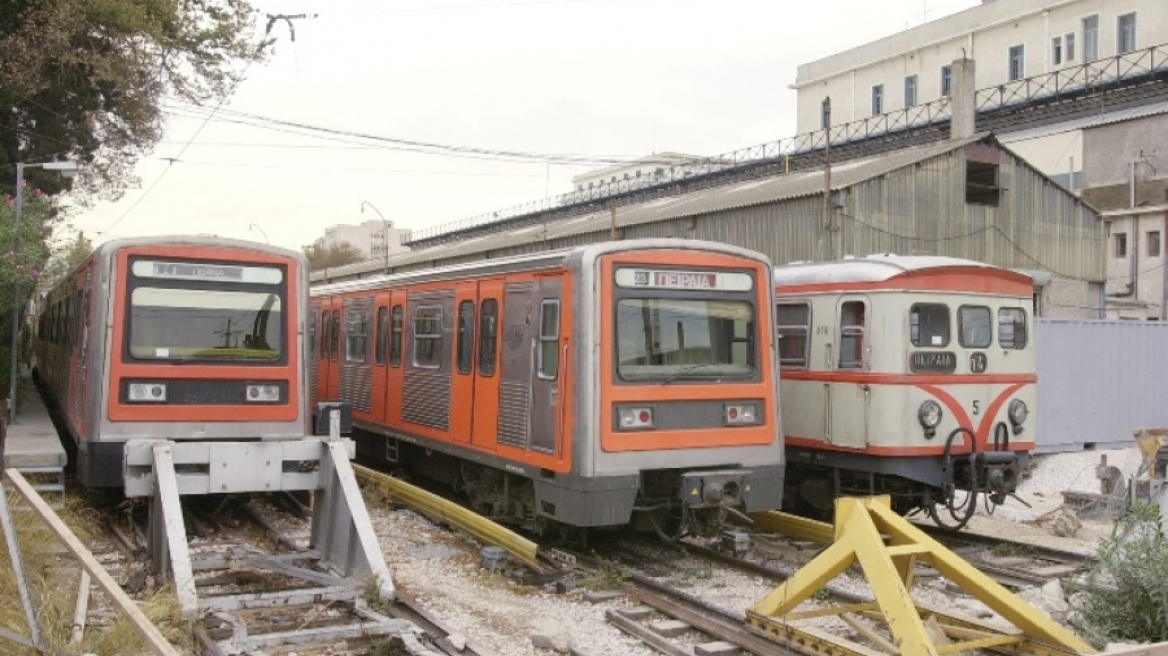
left=773, top=255, right=1035, bottom=529
left=310, top=239, right=785, bottom=540
left=32, top=236, right=311, bottom=487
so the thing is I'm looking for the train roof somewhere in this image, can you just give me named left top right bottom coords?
left=773, top=254, right=1035, bottom=296
left=311, top=238, right=771, bottom=297
left=91, top=235, right=304, bottom=263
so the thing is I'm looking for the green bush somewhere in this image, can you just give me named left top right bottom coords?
left=1072, top=502, right=1168, bottom=647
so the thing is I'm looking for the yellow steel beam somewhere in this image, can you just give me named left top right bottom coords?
left=750, top=510, right=834, bottom=544
left=746, top=496, right=1098, bottom=656
left=865, top=501, right=1096, bottom=655
left=354, top=465, right=546, bottom=573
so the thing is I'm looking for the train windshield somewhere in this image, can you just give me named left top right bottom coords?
left=616, top=299, right=755, bottom=380
left=127, top=260, right=284, bottom=362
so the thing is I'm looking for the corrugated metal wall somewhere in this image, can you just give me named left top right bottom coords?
left=1035, top=319, right=1168, bottom=452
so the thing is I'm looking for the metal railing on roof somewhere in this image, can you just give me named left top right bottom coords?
left=402, top=41, right=1168, bottom=247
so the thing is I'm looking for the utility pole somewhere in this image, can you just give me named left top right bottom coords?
left=822, top=97, right=835, bottom=260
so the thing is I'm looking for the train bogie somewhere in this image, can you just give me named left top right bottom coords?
left=312, top=240, right=785, bottom=537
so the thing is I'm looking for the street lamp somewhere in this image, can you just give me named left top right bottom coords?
left=360, top=201, right=390, bottom=272
left=10, top=160, right=80, bottom=425
left=248, top=223, right=270, bottom=244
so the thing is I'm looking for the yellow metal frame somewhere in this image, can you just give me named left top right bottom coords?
left=354, top=465, right=546, bottom=573
left=747, top=496, right=1096, bottom=656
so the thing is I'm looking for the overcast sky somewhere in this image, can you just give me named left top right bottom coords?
left=67, top=0, right=978, bottom=253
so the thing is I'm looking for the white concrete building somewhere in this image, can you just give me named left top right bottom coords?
left=794, top=0, right=1168, bottom=134
left=320, top=219, right=410, bottom=262
left=571, top=152, right=707, bottom=192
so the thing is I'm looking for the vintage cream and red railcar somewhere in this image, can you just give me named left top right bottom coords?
left=774, top=255, right=1035, bottom=529
left=33, top=236, right=310, bottom=487
left=311, top=239, right=784, bottom=537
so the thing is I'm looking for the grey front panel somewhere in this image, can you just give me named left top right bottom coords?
left=498, top=283, right=534, bottom=448
left=534, top=476, right=639, bottom=527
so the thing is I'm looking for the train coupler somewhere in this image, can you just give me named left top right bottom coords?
left=679, top=469, right=751, bottom=509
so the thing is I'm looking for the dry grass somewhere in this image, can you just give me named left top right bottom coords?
left=0, top=484, right=194, bottom=655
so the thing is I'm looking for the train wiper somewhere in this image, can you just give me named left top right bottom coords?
left=659, top=363, right=718, bottom=385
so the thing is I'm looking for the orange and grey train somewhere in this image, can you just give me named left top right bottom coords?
left=773, top=255, right=1035, bottom=529
left=33, top=236, right=310, bottom=487
left=311, top=239, right=784, bottom=539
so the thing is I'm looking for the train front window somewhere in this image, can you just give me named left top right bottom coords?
left=959, top=305, right=992, bottom=348
left=999, top=307, right=1028, bottom=349
left=128, top=287, right=282, bottom=361
left=616, top=299, right=755, bottom=381
left=127, top=259, right=284, bottom=362
left=910, top=303, right=950, bottom=347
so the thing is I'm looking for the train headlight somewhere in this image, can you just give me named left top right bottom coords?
left=918, top=400, right=942, bottom=438
left=724, top=402, right=761, bottom=426
left=245, top=383, right=281, bottom=403
left=128, top=382, right=167, bottom=403
left=617, top=406, right=654, bottom=430
left=1008, top=399, right=1028, bottom=434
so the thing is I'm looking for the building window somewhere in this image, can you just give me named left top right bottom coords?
left=1148, top=231, right=1161, bottom=257
left=412, top=305, right=443, bottom=369
left=1065, top=32, right=1075, bottom=60
left=966, top=159, right=1001, bottom=206
left=1083, top=15, right=1099, bottom=62
left=1115, top=233, right=1128, bottom=258
left=904, top=75, right=918, bottom=107
left=1118, top=13, right=1137, bottom=54
left=871, top=85, right=884, bottom=115
left=1052, top=36, right=1062, bottom=65
left=776, top=302, right=811, bottom=368
left=1008, top=45, right=1025, bottom=81
left=940, top=65, right=952, bottom=96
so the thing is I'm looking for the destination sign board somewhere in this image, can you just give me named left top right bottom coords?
left=132, top=260, right=283, bottom=284
left=615, top=269, right=753, bottom=292
left=909, top=351, right=957, bottom=374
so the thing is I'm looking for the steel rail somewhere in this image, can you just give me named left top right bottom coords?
left=353, top=465, right=546, bottom=573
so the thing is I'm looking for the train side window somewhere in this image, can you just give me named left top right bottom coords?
left=456, top=300, right=475, bottom=375
left=375, top=307, right=389, bottom=366
left=330, top=310, right=340, bottom=360
left=838, top=300, right=866, bottom=370
left=413, top=305, right=443, bottom=369
left=958, top=305, right=992, bottom=348
left=345, top=309, right=368, bottom=363
left=776, top=302, right=811, bottom=368
left=309, top=312, right=316, bottom=358
left=319, top=310, right=329, bottom=360
left=998, top=308, right=1028, bottom=349
left=390, top=305, right=403, bottom=367
left=478, top=299, right=498, bottom=376
left=538, top=300, right=560, bottom=380
left=910, top=303, right=950, bottom=347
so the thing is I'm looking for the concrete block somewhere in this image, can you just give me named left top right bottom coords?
left=618, top=606, right=653, bottom=620
left=695, top=641, right=740, bottom=656
left=648, top=619, right=690, bottom=638
left=583, top=591, right=624, bottom=604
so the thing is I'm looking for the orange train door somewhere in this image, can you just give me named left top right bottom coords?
left=369, top=291, right=391, bottom=423
left=471, top=279, right=504, bottom=449
left=315, top=299, right=341, bottom=403
left=384, top=289, right=408, bottom=427
left=448, top=281, right=478, bottom=443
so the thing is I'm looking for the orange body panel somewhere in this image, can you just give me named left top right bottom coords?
left=598, top=251, right=778, bottom=452
left=778, top=267, right=1033, bottom=297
